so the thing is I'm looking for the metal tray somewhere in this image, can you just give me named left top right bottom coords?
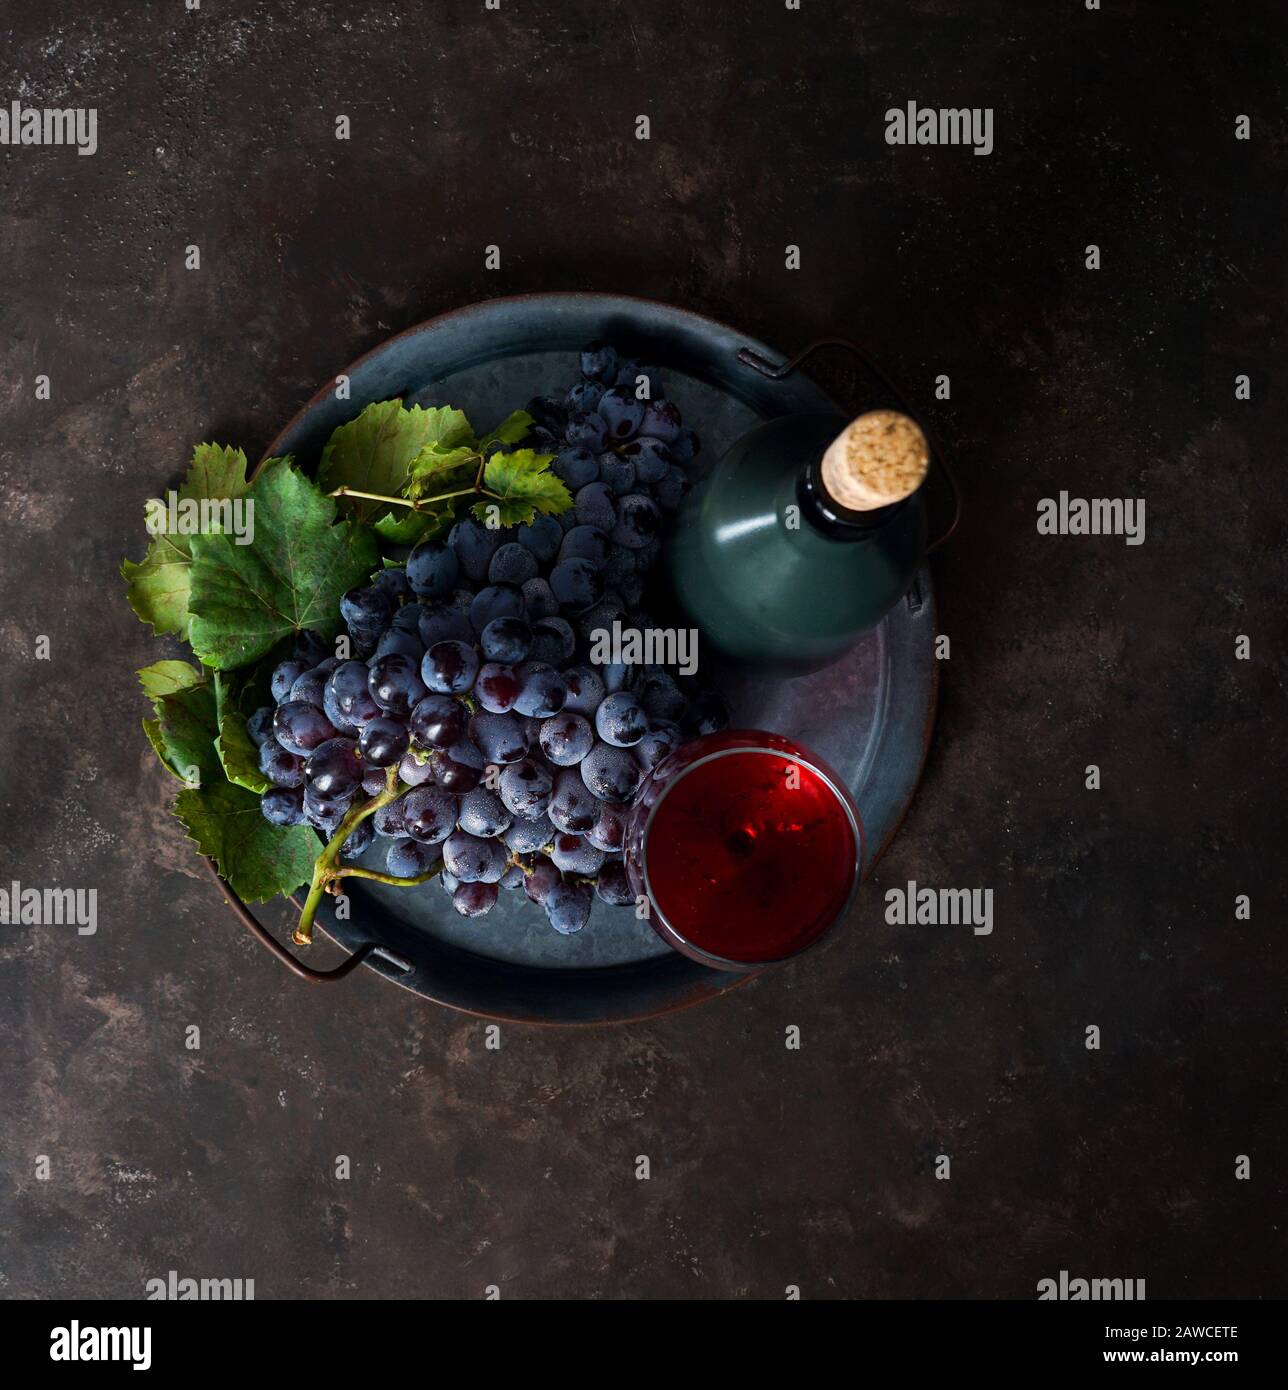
left=214, top=293, right=941, bottom=1024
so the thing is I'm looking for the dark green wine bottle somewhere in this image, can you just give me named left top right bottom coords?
left=665, top=410, right=929, bottom=674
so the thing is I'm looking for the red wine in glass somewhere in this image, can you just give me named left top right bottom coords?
left=623, top=729, right=863, bottom=971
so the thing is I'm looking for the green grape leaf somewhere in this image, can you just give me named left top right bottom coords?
left=187, top=458, right=379, bottom=671
left=405, top=443, right=478, bottom=499
left=477, top=409, right=532, bottom=448
left=215, top=712, right=271, bottom=794
left=149, top=680, right=221, bottom=786
left=374, top=504, right=455, bottom=546
left=121, top=443, right=251, bottom=636
left=320, top=401, right=473, bottom=523
left=474, top=449, right=569, bottom=526
left=137, top=659, right=204, bottom=699
left=175, top=778, right=318, bottom=902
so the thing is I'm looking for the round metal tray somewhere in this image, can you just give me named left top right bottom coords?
left=232, top=293, right=938, bottom=1024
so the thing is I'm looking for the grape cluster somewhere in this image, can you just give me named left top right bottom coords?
left=251, top=345, right=728, bottom=935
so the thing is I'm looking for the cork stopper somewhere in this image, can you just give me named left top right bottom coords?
left=819, top=409, right=929, bottom=512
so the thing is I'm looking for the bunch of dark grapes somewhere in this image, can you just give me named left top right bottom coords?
left=249, top=345, right=727, bottom=936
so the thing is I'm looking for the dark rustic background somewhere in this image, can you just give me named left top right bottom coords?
left=1, top=0, right=1284, bottom=1300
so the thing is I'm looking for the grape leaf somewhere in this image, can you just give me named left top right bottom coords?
left=477, top=409, right=532, bottom=448
left=405, top=443, right=478, bottom=499
left=215, top=713, right=271, bottom=794
left=121, top=444, right=250, bottom=636
left=374, top=504, right=455, bottom=546
left=320, top=401, right=472, bottom=523
left=474, top=449, right=568, bottom=526
left=149, top=680, right=220, bottom=786
left=187, top=458, right=379, bottom=670
left=137, top=660, right=204, bottom=699
left=175, top=778, right=318, bottom=902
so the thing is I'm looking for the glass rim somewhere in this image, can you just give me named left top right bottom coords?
left=637, top=739, right=865, bottom=970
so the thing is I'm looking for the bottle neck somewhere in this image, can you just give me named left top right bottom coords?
left=796, top=448, right=904, bottom=540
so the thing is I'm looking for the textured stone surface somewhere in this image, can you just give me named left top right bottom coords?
left=0, top=1, right=1284, bottom=1299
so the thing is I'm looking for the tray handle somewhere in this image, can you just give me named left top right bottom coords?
left=736, top=336, right=961, bottom=552
left=202, top=857, right=411, bottom=984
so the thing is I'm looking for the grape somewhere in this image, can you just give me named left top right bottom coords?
left=261, top=786, right=306, bottom=826
left=408, top=693, right=467, bottom=750
left=565, top=379, right=604, bottom=414
left=326, top=662, right=381, bottom=726
left=516, top=513, right=563, bottom=567
left=480, top=616, right=532, bottom=664
left=601, top=548, right=637, bottom=593
left=439, top=868, right=461, bottom=896
left=680, top=690, right=730, bottom=738
left=285, top=669, right=327, bottom=711
left=417, top=603, right=472, bottom=647
left=488, top=542, right=539, bottom=586
left=598, top=453, right=636, bottom=496
left=470, top=711, right=529, bottom=764
left=273, top=701, right=338, bottom=756
left=498, top=758, right=553, bottom=819
left=259, top=742, right=306, bottom=788
left=596, top=384, right=646, bottom=440
left=368, top=652, right=428, bottom=716
left=530, top=616, right=575, bottom=665
left=471, top=663, right=517, bottom=714
left=611, top=494, right=662, bottom=550
left=401, top=785, right=458, bottom=845
left=340, top=586, right=393, bottom=633
left=294, top=629, right=332, bottom=666
left=580, top=742, right=641, bottom=802
left=599, top=661, right=634, bottom=694
left=469, top=583, right=525, bottom=635
left=453, top=881, right=499, bottom=918
left=373, top=796, right=409, bottom=838
left=502, top=811, right=555, bottom=853
left=640, top=398, right=682, bottom=443
left=428, top=746, right=484, bottom=792
left=612, top=356, right=641, bottom=389
left=305, top=738, right=363, bottom=797
left=577, top=596, right=627, bottom=644
left=558, top=525, right=610, bottom=567
left=522, top=856, right=561, bottom=905
left=654, top=466, right=689, bottom=511
left=639, top=672, right=686, bottom=723
left=247, top=705, right=275, bottom=746
left=513, top=662, right=568, bottom=718
left=634, top=723, right=679, bottom=772
left=373, top=628, right=425, bottom=662
left=549, top=557, right=604, bottom=613
left=548, top=768, right=599, bottom=833
left=595, top=860, right=635, bottom=906
left=579, top=341, right=619, bottom=383
left=586, top=802, right=628, bottom=853
left=442, top=830, right=507, bottom=884
left=595, top=692, right=648, bottom=747
left=561, top=665, right=606, bottom=716
left=457, top=785, right=512, bottom=838
left=271, top=660, right=309, bottom=704
left=392, top=602, right=426, bottom=634
left=545, top=880, right=592, bottom=935
left=398, top=751, right=435, bottom=786
left=565, top=412, right=608, bottom=452
left=387, top=838, right=438, bottom=878
left=406, top=538, right=460, bottom=598
left=372, top=566, right=411, bottom=605
left=447, top=517, right=501, bottom=584
left=619, top=435, right=672, bottom=484
left=538, top=712, right=594, bottom=766
left=552, top=444, right=600, bottom=490
left=669, top=427, right=700, bottom=464
left=550, top=833, right=605, bottom=877
left=574, top=481, right=617, bottom=531
left=340, top=818, right=374, bottom=860
left=521, top=577, right=559, bottom=620
left=500, top=863, right=526, bottom=890
left=362, top=763, right=389, bottom=796
left=359, top=716, right=410, bottom=767
left=421, top=640, right=479, bottom=695
left=526, top=394, right=568, bottom=436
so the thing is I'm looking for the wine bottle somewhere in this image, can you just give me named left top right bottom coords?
left=665, top=409, right=930, bottom=674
